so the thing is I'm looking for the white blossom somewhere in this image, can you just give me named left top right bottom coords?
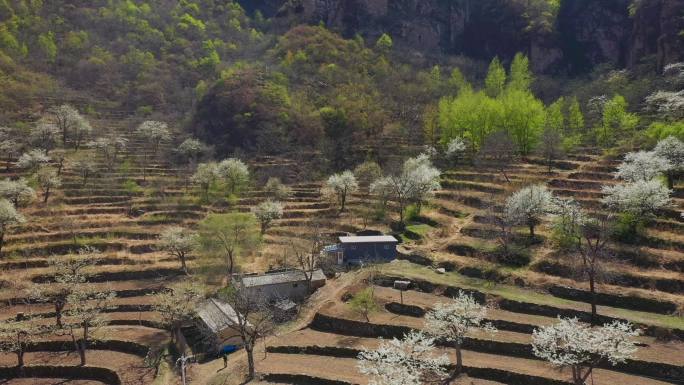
left=36, top=167, right=61, bottom=203
left=445, top=137, right=467, bottom=161
left=403, top=154, right=441, bottom=203
left=217, top=158, right=250, bottom=195
left=88, top=136, right=128, bottom=170
left=425, top=291, right=494, bottom=345
left=504, top=185, right=555, bottom=236
left=159, top=226, right=197, bottom=273
left=177, top=138, right=207, bottom=162
left=17, top=150, right=51, bottom=171
left=323, top=170, right=358, bottom=212
left=601, top=179, right=671, bottom=217
left=372, top=154, right=441, bottom=223
left=0, top=178, right=36, bottom=207
left=264, top=177, right=292, bottom=200
left=358, top=331, right=449, bottom=385
left=192, top=162, right=219, bottom=196
left=136, top=120, right=171, bottom=149
left=533, top=317, right=639, bottom=385
left=252, top=200, right=284, bottom=233
left=653, top=136, right=684, bottom=170
left=615, top=151, right=671, bottom=182
left=645, top=90, right=684, bottom=120
left=0, top=198, right=25, bottom=254
left=30, top=121, right=60, bottom=153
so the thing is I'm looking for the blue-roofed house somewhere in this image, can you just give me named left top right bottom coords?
left=325, top=235, right=399, bottom=266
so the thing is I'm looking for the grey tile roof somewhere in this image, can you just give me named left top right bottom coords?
left=196, top=298, right=239, bottom=334
left=241, top=269, right=326, bottom=288
left=339, top=235, right=398, bottom=243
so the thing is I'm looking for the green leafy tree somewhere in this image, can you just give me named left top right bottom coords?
left=375, top=33, right=393, bottom=55
left=508, top=53, right=533, bottom=91
left=546, top=97, right=565, bottom=132
left=501, top=89, right=545, bottom=155
left=196, top=213, right=261, bottom=277
left=567, top=97, right=585, bottom=134
left=349, top=287, right=378, bottom=322
left=600, top=95, right=638, bottom=146
left=485, top=57, right=506, bottom=98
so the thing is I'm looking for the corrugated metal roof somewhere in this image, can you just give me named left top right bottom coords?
left=196, top=298, right=239, bottom=334
left=241, top=269, right=326, bottom=288
left=339, top=235, right=398, bottom=243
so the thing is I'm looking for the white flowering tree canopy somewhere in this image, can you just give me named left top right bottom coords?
left=425, top=291, right=493, bottom=345
left=217, top=158, right=250, bottom=194
left=136, top=120, right=171, bottom=151
left=17, top=150, right=51, bottom=171
left=326, top=170, right=359, bottom=195
left=654, top=136, right=684, bottom=170
left=0, top=198, right=26, bottom=253
left=30, top=121, right=60, bottom=151
left=177, top=138, right=207, bottom=161
left=445, top=137, right=467, bottom=160
left=36, top=167, right=61, bottom=190
left=252, top=200, right=284, bottom=233
left=358, top=331, right=449, bottom=385
left=403, top=154, right=441, bottom=202
left=645, top=90, right=684, bottom=120
left=192, top=162, right=219, bottom=189
left=601, top=179, right=671, bottom=217
left=0, top=198, right=25, bottom=231
left=159, top=227, right=197, bottom=258
left=324, top=170, right=359, bottom=212
left=615, top=151, right=672, bottom=182
left=370, top=176, right=393, bottom=199
left=504, top=185, right=555, bottom=234
left=0, top=178, right=36, bottom=207
left=533, top=317, right=639, bottom=384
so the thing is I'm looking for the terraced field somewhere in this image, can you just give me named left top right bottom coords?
left=2, top=113, right=682, bottom=385
left=0, top=116, right=390, bottom=384
left=249, top=151, right=684, bottom=385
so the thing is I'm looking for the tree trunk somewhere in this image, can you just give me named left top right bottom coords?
left=227, top=251, right=234, bottom=278
left=55, top=301, right=65, bottom=328
left=79, top=325, right=88, bottom=366
left=454, top=344, right=463, bottom=375
left=78, top=341, right=86, bottom=366
left=16, top=349, right=24, bottom=368
left=589, top=274, right=597, bottom=325
left=529, top=223, right=535, bottom=238
left=179, top=254, right=188, bottom=275
left=43, top=187, right=50, bottom=203
left=246, top=344, right=256, bottom=380
left=666, top=173, right=674, bottom=189
left=0, top=231, right=4, bottom=256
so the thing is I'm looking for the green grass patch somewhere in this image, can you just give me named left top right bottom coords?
left=381, top=260, right=684, bottom=330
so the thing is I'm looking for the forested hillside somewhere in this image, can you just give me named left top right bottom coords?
left=1, top=1, right=683, bottom=167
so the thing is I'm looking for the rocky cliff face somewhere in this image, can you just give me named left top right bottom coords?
left=243, top=0, right=684, bottom=73
left=629, top=0, right=684, bottom=69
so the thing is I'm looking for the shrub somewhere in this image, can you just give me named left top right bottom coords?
left=612, top=213, right=644, bottom=242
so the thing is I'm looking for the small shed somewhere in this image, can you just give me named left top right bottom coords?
left=192, top=298, right=244, bottom=352
left=329, top=235, right=399, bottom=266
left=240, top=268, right=326, bottom=302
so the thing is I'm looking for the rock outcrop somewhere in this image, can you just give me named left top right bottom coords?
left=240, top=0, right=684, bottom=73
